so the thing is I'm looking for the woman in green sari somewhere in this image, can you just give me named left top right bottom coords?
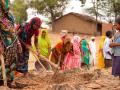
left=33, top=28, right=51, bottom=70
left=33, top=28, right=51, bottom=57
left=38, top=29, right=51, bottom=58
left=81, top=38, right=90, bottom=69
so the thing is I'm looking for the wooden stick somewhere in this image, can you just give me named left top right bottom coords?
left=0, top=54, right=7, bottom=87
left=29, top=48, right=58, bottom=69
left=39, top=54, right=58, bottom=69
left=48, top=52, right=52, bottom=61
left=18, top=37, right=59, bottom=70
left=53, top=55, right=61, bottom=75
left=30, top=51, right=46, bottom=71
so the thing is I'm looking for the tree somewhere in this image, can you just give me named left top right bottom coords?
left=79, top=0, right=86, bottom=6
left=29, top=0, right=68, bottom=22
left=11, top=0, right=28, bottom=23
left=110, top=0, right=120, bottom=19
left=83, top=0, right=120, bottom=22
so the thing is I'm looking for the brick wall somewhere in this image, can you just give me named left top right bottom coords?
left=52, top=14, right=96, bottom=35
left=102, top=23, right=113, bottom=35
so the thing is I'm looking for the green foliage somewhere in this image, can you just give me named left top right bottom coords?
left=11, top=0, right=27, bottom=23
left=30, top=0, right=68, bottom=22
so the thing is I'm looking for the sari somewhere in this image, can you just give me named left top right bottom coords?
left=33, top=29, right=51, bottom=57
left=38, top=29, right=51, bottom=57
left=17, top=17, right=41, bottom=73
left=50, top=41, right=62, bottom=64
left=97, top=36, right=106, bottom=69
left=50, top=37, right=71, bottom=67
left=0, top=2, right=21, bottom=82
left=81, top=39, right=90, bottom=65
left=62, top=35, right=80, bottom=70
left=32, top=29, right=52, bottom=71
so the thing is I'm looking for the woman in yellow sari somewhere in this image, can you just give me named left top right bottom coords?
left=97, top=36, right=106, bottom=69
left=38, top=29, right=51, bottom=58
left=33, top=29, right=51, bottom=70
left=33, top=28, right=51, bottom=57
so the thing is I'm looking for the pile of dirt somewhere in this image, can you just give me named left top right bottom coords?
left=0, top=68, right=120, bottom=90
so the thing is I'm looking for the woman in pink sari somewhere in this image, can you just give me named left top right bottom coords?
left=62, top=35, right=81, bottom=70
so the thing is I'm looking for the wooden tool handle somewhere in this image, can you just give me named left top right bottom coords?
left=0, top=54, right=7, bottom=87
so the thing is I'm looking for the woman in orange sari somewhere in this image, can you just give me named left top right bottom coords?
left=97, top=36, right=106, bottom=69
left=50, top=31, right=72, bottom=68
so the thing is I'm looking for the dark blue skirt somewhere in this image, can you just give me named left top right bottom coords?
left=16, top=48, right=29, bottom=73
left=112, top=56, right=120, bottom=76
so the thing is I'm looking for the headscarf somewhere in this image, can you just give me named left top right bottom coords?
left=91, top=37, right=95, bottom=40
left=19, top=17, right=42, bottom=43
left=72, top=35, right=80, bottom=55
left=0, top=3, right=15, bottom=47
left=97, top=36, right=106, bottom=69
left=72, top=35, right=80, bottom=44
left=38, top=29, right=51, bottom=57
left=82, top=39, right=87, bottom=47
left=60, top=30, right=68, bottom=40
left=99, top=36, right=106, bottom=50
left=30, top=17, right=42, bottom=26
left=39, top=29, right=51, bottom=46
left=81, top=39, right=90, bottom=65
left=26, top=17, right=42, bottom=32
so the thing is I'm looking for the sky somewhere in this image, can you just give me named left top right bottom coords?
left=64, top=0, right=83, bottom=14
left=64, top=0, right=93, bottom=14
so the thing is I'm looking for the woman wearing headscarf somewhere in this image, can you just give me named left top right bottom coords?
left=81, top=36, right=90, bottom=69
left=38, top=28, right=51, bottom=58
left=0, top=1, right=22, bottom=86
left=62, top=35, right=81, bottom=70
left=50, top=34, right=71, bottom=68
left=17, top=17, right=42, bottom=76
left=97, top=36, right=106, bottom=69
left=50, top=30, right=68, bottom=65
left=33, top=28, right=52, bottom=71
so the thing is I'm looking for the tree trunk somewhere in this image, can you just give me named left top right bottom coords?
left=113, top=0, right=117, bottom=20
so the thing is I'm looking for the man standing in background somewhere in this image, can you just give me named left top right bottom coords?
left=103, top=31, right=113, bottom=68
left=110, top=17, right=120, bottom=79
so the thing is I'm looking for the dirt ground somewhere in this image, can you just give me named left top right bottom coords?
left=1, top=68, right=120, bottom=90
left=1, top=32, right=120, bottom=90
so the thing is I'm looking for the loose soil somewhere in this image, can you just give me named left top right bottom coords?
left=0, top=68, right=120, bottom=90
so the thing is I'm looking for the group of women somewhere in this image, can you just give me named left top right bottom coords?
left=36, top=30, right=92, bottom=71
left=38, top=30, right=109, bottom=71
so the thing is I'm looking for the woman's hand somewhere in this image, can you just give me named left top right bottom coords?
left=18, top=44, right=22, bottom=53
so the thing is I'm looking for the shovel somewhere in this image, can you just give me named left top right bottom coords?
left=30, top=49, right=59, bottom=73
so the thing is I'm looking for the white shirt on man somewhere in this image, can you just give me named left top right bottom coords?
left=103, top=37, right=112, bottom=59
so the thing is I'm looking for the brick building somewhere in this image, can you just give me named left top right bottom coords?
left=52, top=12, right=102, bottom=35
